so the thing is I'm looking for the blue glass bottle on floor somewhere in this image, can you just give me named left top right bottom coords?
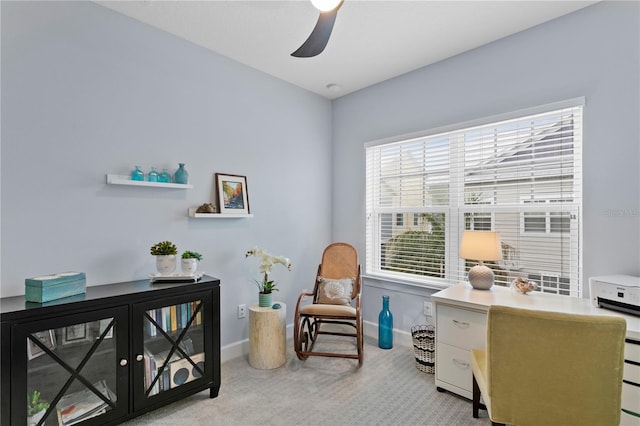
left=378, top=295, right=393, bottom=349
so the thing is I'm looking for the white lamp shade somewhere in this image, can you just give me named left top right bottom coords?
left=311, top=0, right=342, bottom=11
left=459, top=231, right=502, bottom=262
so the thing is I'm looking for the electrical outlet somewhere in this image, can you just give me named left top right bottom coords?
left=237, top=304, right=247, bottom=319
left=423, top=301, right=433, bottom=317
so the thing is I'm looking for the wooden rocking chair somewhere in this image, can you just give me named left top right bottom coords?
left=293, top=243, right=363, bottom=365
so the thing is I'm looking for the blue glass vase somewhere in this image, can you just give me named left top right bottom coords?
left=378, top=295, right=393, bottom=349
left=158, top=169, right=171, bottom=183
left=174, top=163, right=189, bottom=184
left=131, top=166, right=144, bottom=181
left=147, top=167, right=159, bottom=182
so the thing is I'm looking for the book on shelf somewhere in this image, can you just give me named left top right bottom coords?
left=56, top=379, right=116, bottom=426
left=144, top=302, right=202, bottom=336
left=170, top=306, right=177, bottom=332
left=144, top=337, right=197, bottom=396
left=163, top=306, right=171, bottom=331
left=154, top=309, right=163, bottom=333
left=146, top=350, right=174, bottom=396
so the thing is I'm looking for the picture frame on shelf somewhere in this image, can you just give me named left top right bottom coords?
left=62, top=323, right=90, bottom=345
left=27, top=330, right=56, bottom=360
left=215, top=173, right=250, bottom=214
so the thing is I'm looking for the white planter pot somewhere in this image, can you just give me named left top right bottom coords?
left=28, top=409, right=46, bottom=426
left=155, top=255, right=177, bottom=275
left=181, top=258, right=198, bottom=275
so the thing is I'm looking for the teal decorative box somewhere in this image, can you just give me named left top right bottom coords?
left=25, top=272, right=86, bottom=303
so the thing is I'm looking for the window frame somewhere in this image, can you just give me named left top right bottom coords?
left=365, top=98, right=584, bottom=295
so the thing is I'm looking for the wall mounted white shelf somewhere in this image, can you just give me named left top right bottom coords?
left=106, top=174, right=193, bottom=189
left=188, top=208, right=253, bottom=218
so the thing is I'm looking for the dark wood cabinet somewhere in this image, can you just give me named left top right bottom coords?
left=1, top=276, right=220, bottom=425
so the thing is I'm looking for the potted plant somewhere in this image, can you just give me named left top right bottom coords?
left=245, top=247, right=292, bottom=307
left=27, top=390, right=49, bottom=426
left=150, top=240, right=178, bottom=275
left=181, top=250, right=203, bottom=275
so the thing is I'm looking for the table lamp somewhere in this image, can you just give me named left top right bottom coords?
left=459, top=230, right=502, bottom=290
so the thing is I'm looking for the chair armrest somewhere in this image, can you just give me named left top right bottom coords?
left=295, top=291, right=315, bottom=309
left=294, top=291, right=317, bottom=321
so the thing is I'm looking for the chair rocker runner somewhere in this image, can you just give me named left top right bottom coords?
left=293, top=243, right=363, bottom=365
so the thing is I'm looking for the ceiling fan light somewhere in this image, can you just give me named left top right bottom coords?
left=310, top=0, right=342, bottom=12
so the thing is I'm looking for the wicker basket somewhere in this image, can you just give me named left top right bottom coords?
left=411, top=324, right=435, bottom=373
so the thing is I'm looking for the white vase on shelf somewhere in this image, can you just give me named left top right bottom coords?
left=155, top=255, right=177, bottom=275
left=181, top=258, right=198, bottom=275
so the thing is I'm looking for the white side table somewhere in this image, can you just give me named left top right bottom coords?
left=249, top=303, right=286, bottom=369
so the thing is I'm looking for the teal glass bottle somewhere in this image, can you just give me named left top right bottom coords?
left=174, top=163, right=189, bottom=184
left=378, top=295, right=393, bottom=349
left=159, top=169, right=171, bottom=183
left=147, top=167, right=159, bottom=182
left=131, top=166, right=144, bottom=181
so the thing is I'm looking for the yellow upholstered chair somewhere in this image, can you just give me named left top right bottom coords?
left=293, top=243, right=363, bottom=365
left=471, top=305, right=626, bottom=426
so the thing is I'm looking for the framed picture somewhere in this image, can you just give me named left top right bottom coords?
left=215, top=173, right=250, bottom=214
left=62, top=323, right=90, bottom=345
left=27, top=330, right=56, bottom=360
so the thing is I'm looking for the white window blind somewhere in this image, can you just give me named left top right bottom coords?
left=365, top=100, right=583, bottom=296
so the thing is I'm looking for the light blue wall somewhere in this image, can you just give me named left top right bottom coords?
left=0, top=1, right=333, bottom=347
left=332, top=1, right=640, bottom=330
left=2, top=1, right=639, bottom=346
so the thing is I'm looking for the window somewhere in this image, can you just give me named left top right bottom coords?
left=465, top=212, right=493, bottom=231
left=528, top=272, right=572, bottom=296
left=521, top=197, right=573, bottom=234
left=365, top=99, right=583, bottom=296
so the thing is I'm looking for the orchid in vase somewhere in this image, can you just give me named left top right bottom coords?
left=245, top=247, right=292, bottom=294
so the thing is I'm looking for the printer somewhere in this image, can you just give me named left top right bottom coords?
left=589, top=275, right=640, bottom=317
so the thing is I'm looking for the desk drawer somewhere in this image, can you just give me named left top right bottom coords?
left=624, top=361, right=640, bottom=384
left=436, top=342, right=472, bottom=392
left=626, top=340, right=640, bottom=363
left=622, top=381, right=640, bottom=418
left=437, top=304, right=486, bottom=350
left=621, top=408, right=640, bottom=426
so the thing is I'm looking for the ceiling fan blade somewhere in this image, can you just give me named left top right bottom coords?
left=291, top=3, right=342, bottom=58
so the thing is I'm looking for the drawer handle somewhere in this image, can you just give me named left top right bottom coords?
left=452, top=319, right=470, bottom=328
left=453, top=358, right=470, bottom=369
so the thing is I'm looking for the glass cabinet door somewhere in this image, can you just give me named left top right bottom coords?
left=15, top=307, right=128, bottom=426
left=134, top=292, right=211, bottom=410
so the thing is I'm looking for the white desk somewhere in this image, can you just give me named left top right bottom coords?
left=432, top=283, right=640, bottom=425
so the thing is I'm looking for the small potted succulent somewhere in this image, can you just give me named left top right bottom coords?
left=150, top=241, right=178, bottom=275
left=27, top=390, right=49, bottom=426
left=181, top=251, right=203, bottom=275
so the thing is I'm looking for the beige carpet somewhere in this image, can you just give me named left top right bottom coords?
left=123, top=335, right=492, bottom=425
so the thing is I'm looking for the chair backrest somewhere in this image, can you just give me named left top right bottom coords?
left=485, top=305, right=626, bottom=426
left=316, top=243, right=360, bottom=300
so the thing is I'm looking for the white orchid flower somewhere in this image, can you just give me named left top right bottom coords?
left=245, top=247, right=293, bottom=293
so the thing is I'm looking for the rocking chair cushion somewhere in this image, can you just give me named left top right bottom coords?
left=316, top=276, right=354, bottom=305
left=299, top=303, right=356, bottom=317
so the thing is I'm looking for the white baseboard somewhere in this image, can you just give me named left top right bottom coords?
left=221, top=321, right=412, bottom=362
left=363, top=320, right=413, bottom=348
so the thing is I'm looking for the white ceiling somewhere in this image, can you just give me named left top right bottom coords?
left=95, top=0, right=597, bottom=99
